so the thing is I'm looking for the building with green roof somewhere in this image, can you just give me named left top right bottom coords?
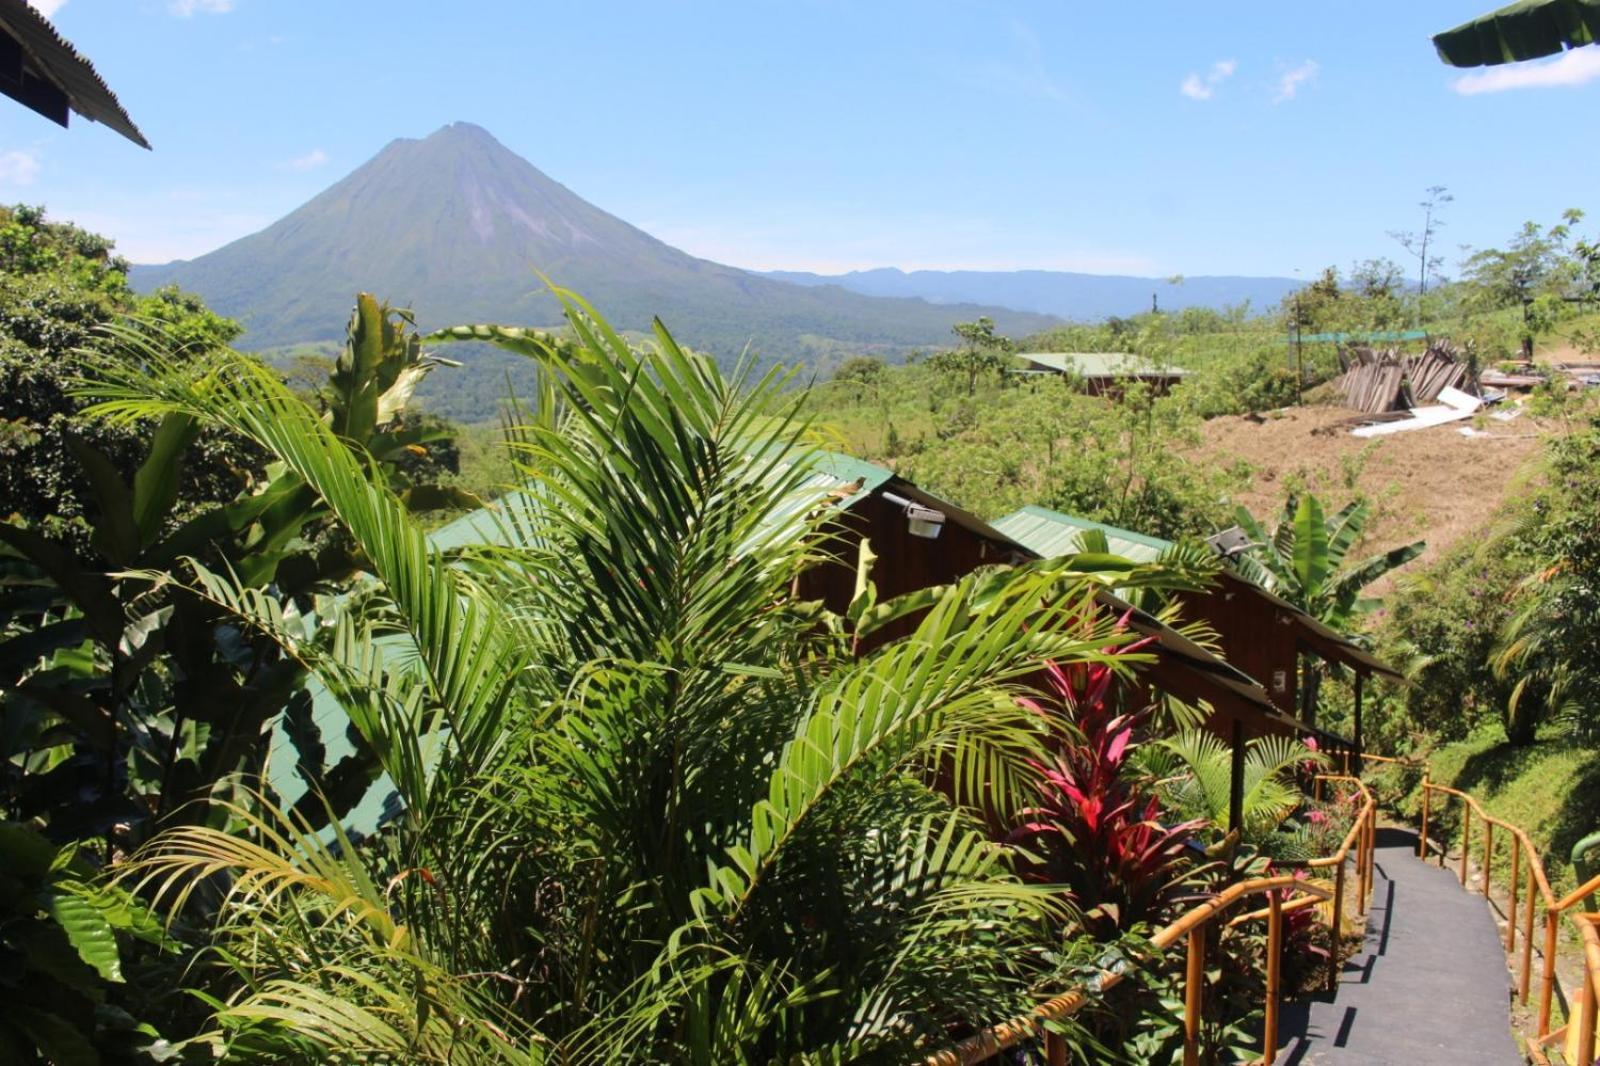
left=1016, top=352, right=1188, bottom=396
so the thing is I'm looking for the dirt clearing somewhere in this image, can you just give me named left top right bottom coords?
left=1190, top=404, right=1547, bottom=577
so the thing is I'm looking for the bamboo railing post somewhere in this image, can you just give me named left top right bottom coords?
left=1521, top=861, right=1537, bottom=1004
left=1369, top=806, right=1379, bottom=907
left=1184, top=927, right=1204, bottom=1066
left=1460, top=804, right=1472, bottom=886
left=1419, top=779, right=1431, bottom=860
left=1539, top=910, right=1558, bottom=1037
left=1328, top=861, right=1346, bottom=993
left=1045, top=1030, right=1067, bottom=1066
left=1483, top=820, right=1495, bottom=899
left=1579, top=962, right=1598, bottom=1066
left=1357, top=809, right=1371, bottom=915
left=1265, top=893, right=1283, bottom=1066
left=1507, top=836, right=1521, bottom=954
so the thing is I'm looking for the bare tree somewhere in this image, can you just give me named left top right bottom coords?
left=1389, top=185, right=1454, bottom=296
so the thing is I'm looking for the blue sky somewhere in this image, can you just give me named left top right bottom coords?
left=4, top=0, right=1597, bottom=279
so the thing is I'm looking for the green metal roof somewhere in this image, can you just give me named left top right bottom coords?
left=990, top=504, right=1172, bottom=563
left=1297, top=330, right=1428, bottom=344
left=1019, top=352, right=1189, bottom=378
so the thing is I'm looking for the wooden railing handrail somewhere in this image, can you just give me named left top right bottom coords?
left=1357, top=752, right=1421, bottom=767
left=923, top=774, right=1376, bottom=1066
left=1423, top=781, right=1559, bottom=905
left=1418, top=772, right=1600, bottom=1058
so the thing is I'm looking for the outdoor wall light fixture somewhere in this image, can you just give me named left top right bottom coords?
left=882, top=490, right=946, bottom=540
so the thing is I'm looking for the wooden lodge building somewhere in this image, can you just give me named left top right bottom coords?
left=992, top=504, right=1401, bottom=759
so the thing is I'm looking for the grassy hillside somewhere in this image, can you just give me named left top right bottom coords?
left=1412, top=730, right=1600, bottom=900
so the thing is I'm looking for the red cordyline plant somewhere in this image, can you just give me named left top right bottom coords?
left=1010, top=637, right=1204, bottom=940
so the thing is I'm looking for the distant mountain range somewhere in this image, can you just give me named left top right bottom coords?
left=764, top=268, right=1300, bottom=321
left=130, top=122, right=1297, bottom=421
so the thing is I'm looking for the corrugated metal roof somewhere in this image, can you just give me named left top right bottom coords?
left=992, top=504, right=1171, bottom=563
left=993, top=505, right=1404, bottom=682
left=1020, top=352, right=1189, bottom=378
left=0, top=0, right=149, bottom=147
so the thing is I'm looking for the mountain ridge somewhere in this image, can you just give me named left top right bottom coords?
left=764, top=266, right=1300, bottom=321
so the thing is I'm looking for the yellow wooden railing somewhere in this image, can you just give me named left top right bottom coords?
left=923, top=774, right=1377, bottom=1066
left=1418, top=775, right=1600, bottom=1064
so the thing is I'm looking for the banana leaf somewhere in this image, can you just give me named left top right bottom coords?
left=1434, top=0, right=1600, bottom=66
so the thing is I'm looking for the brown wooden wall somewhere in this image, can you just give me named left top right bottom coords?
left=1176, top=571, right=1300, bottom=715
left=1076, top=374, right=1184, bottom=399
left=795, top=490, right=1014, bottom=642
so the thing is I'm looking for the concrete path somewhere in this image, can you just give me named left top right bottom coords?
left=1274, top=826, right=1522, bottom=1065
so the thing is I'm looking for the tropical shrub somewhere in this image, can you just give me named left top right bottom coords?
left=1010, top=658, right=1202, bottom=940
left=1140, top=730, right=1327, bottom=849
left=0, top=295, right=488, bottom=1062
left=0, top=205, right=254, bottom=558
left=87, top=292, right=1146, bottom=1063
left=1490, top=415, right=1600, bottom=743
left=0, top=821, right=178, bottom=1063
left=1378, top=406, right=1600, bottom=746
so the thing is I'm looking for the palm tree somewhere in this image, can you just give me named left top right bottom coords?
left=1232, top=494, right=1424, bottom=724
left=1140, top=730, right=1326, bottom=842
left=92, top=291, right=1143, bottom=1063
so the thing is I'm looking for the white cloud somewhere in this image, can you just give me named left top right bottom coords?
left=1273, top=60, right=1320, bottom=102
left=169, top=0, right=234, bottom=15
left=1180, top=59, right=1237, bottom=101
left=26, top=0, right=68, bottom=16
left=283, top=148, right=328, bottom=172
left=1452, top=46, right=1600, bottom=94
left=0, top=150, right=40, bottom=187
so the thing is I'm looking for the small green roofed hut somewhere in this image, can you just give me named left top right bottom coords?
left=1017, top=352, right=1188, bottom=396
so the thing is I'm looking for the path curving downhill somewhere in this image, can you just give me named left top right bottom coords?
left=1273, top=826, right=1522, bottom=1065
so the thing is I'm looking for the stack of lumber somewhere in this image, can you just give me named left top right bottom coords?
left=1334, top=342, right=1472, bottom=414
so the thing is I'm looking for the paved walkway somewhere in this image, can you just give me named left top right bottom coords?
left=1274, top=826, right=1523, bottom=1065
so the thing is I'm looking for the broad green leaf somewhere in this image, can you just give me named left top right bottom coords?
left=130, top=413, right=197, bottom=548
left=48, top=892, right=123, bottom=983
left=1292, top=494, right=1330, bottom=595
left=66, top=435, right=139, bottom=565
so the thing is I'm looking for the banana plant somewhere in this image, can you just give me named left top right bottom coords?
left=1231, top=494, right=1424, bottom=723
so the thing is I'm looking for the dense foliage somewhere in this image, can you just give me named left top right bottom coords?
left=1380, top=403, right=1600, bottom=746
left=0, top=205, right=257, bottom=557
left=8, top=191, right=1600, bottom=1062
left=45, top=291, right=1194, bottom=1064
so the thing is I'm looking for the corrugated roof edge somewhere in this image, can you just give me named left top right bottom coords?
left=993, top=503, right=1403, bottom=682
left=0, top=0, right=149, bottom=148
left=1004, top=504, right=1174, bottom=554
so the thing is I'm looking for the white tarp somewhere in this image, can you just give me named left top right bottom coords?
left=1352, top=386, right=1482, bottom=438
